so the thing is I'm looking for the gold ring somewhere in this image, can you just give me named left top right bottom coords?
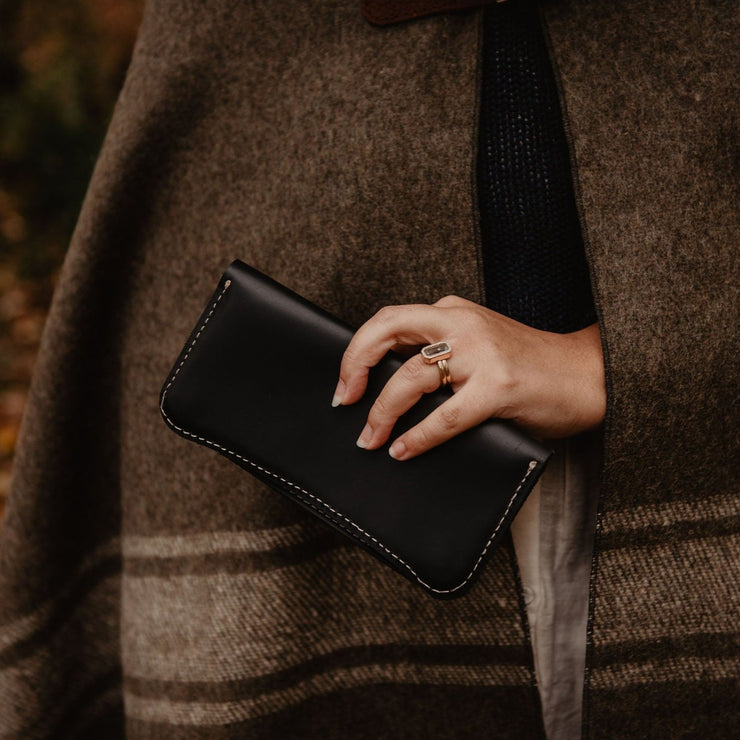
left=420, top=341, right=452, bottom=387
left=436, top=358, right=452, bottom=386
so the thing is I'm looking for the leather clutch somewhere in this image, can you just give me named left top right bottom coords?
left=159, top=259, right=551, bottom=599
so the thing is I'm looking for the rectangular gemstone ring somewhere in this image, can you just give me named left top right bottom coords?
left=420, top=341, right=452, bottom=364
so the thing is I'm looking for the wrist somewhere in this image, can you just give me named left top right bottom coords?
left=566, top=323, right=606, bottom=432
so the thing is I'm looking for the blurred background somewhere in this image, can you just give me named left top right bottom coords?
left=0, top=0, right=144, bottom=518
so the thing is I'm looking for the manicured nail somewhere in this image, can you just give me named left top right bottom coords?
left=331, top=379, right=346, bottom=407
left=389, top=439, right=407, bottom=460
left=356, top=422, right=373, bottom=448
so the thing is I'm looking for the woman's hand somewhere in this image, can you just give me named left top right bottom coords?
left=331, top=295, right=606, bottom=461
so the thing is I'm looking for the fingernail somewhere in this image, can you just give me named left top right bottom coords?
left=389, top=439, right=407, bottom=460
left=356, top=422, right=373, bottom=448
left=331, top=379, right=346, bottom=407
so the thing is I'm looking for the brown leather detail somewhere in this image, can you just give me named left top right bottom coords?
left=361, top=0, right=504, bottom=26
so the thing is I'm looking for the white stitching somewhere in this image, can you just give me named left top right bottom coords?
left=159, top=279, right=540, bottom=595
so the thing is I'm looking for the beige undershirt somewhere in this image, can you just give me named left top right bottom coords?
left=510, top=431, right=601, bottom=740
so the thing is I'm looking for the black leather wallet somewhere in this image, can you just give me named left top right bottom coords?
left=159, top=259, right=551, bottom=598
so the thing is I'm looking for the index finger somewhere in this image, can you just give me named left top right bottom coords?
left=332, top=303, right=448, bottom=406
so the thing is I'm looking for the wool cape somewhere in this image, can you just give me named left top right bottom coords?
left=0, top=1, right=737, bottom=737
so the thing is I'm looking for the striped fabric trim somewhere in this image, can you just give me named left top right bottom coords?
left=0, top=524, right=339, bottom=671
left=1, top=666, right=120, bottom=738
left=586, top=678, right=740, bottom=739
left=43, top=670, right=122, bottom=739
left=125, top=643, right=531, bottom=702
left=0, top=578, right=121, bottom=736
left=0, top=525, right=530, bottom=734
left=590, top=655, right=739, bottom=688
left=124, top=661, right=532, bottom=725
left=0, top=523, right=338, bottom=663
left=592, top=632, right=740, bottom=667
left=119, top=527, right=533, bottom=725
left=122, top=522, right=326, bottom=559
left=124, top=530, right=347, bottom=578
left=0, top=538, right=121, bottom=668
left=122, top=558, right=524, bottom=681
left=601, top=494, right=738, bottom=534
left=593, top=535, right=739, bottom=644
left=599, top=494, right=740, bottom=550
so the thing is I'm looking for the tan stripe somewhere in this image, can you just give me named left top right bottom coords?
left=601, top=494, right=739, bottom=535
left=124, top=662, right=530, bottom=725
left=0, top=537, right=120, bottom=650
left=594, top=536, right=739, bottom=645
left=122, top=547, right=523, bottom=682
left=590, top=655, right=740, bottom=689
left=0, top=575, right=120, bottom=736
left=122, top=523, right=325, bottom=559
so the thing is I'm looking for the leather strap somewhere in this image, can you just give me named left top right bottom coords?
left=361, top=0, right=506, bottom=26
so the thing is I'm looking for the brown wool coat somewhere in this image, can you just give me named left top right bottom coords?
left=0, top=0, right=737, bottom=737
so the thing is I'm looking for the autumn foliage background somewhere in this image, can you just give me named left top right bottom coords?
left=0, top=0, right=144, bottom=518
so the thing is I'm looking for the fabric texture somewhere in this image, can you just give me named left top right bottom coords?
left=542, top=2, right=740, bottom=734
left=0, top=1, right=737, bottom=738
left=362, top=0, right=497, bottom=26
left=478, top=0, right=596, bottom=333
